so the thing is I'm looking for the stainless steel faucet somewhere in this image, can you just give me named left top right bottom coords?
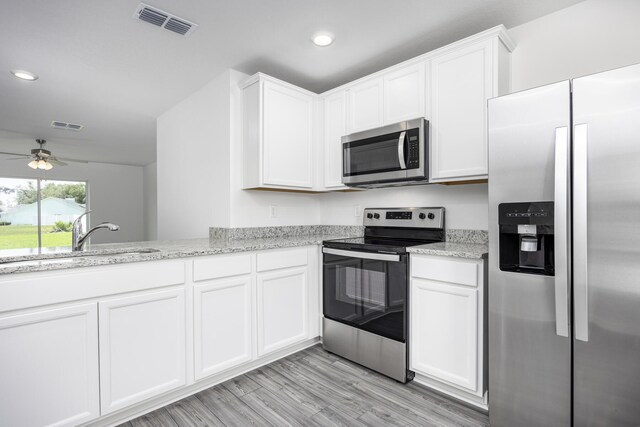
left=72, top=211, right=120, bottom=251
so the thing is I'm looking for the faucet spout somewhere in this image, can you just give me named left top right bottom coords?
left=72, top=211, right=120, bottom=251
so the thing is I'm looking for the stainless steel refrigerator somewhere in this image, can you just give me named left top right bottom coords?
left=488, top=63, right=640, bottom=426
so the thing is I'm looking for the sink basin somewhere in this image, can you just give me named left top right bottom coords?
left=0, top=248, right=161, bottom=267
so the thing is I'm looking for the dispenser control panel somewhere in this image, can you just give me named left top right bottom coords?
left=499, top=202, right=554, bottom=226
left=498, top=201, right=555, bottom=276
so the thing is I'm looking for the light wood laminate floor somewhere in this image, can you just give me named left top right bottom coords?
left=122, top=344, right=488, bottom=427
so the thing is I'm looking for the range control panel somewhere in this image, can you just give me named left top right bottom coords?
left=363, top=207, right=445, bottom=229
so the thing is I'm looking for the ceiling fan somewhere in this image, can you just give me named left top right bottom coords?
left=0, top=139, right=86, bottom=170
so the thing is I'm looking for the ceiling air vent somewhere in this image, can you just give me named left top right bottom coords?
left=134, top=3, right=197, bottom=36
left=51, top=121, right=84, bottom=131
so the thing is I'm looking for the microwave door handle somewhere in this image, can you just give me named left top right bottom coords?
left=397, top=131, right=407, bottom=169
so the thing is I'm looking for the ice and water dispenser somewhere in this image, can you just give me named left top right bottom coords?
left=498, top=202, right=555, bottom=276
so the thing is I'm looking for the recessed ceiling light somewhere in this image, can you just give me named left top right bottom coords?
left=312, top=32, right=334, bottom=47
left=10, top=69, right=39, bottom=81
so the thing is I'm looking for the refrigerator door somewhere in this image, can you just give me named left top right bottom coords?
left=488, top=81, right=572, bottom=427
left=572, top=63, right=640, bottom=426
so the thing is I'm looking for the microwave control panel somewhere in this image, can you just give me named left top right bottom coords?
left=406, top=129, right=421, bottom=169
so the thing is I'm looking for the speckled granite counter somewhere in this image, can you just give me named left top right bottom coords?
left=407, top=242, right=488, bottom=259
left=0, top=234, right=353, bottom=275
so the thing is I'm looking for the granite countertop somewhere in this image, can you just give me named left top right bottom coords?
left=407, top=241, right=488, bottom=259
left=0, top=234, right=349, bottom=276
left=0, top=226, right=488, bottom=274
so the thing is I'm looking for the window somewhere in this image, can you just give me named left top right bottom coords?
left=0, top=177, right=88, bottom=252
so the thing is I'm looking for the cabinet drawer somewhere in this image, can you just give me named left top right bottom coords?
left=411, top=256, right=478, bottom=287
left=193, top=253, right=252, bottom=282
left=257, top=247, right=308, bottom=272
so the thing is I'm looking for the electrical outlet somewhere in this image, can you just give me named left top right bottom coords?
left=270, top=205, right=277, bottom=218
left=354, top=205, right=362, bottom=217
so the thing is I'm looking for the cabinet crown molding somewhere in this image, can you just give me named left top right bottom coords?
left=239, top=72, right=319, bottom=97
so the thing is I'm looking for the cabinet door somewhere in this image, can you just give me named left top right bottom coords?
left=257, top=267, right=308, bottom=355
left=193, top=276, right=253, bottom=380
left=99, top=288, right=186, bottom=414
left=348, top=77, right=383, bottom=133
left=430, top=40, right=493, bottom=181
left=263, top=80, right=314, bottom=188
left=0, top=303, right=99, bottom=427
left=323, top=91, right=348, bottom=189
left=411, top=278, right=478, bottom=392
left=383, top=62, right=425, bottom=124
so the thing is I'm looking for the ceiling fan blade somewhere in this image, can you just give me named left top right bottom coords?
left=48, top=158, right=68, bottom=166
left=0, top=151, right=27, bottom=157
left=56, top=157, right=88, bottom=164
left=3, top=156, right=31, bottom=160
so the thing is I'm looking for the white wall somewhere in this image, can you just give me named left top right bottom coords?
left=0, top=160, right=144, bottom=244
left=143, top=162, right=157, bottom=241
left=157, top=72, right=232, bottom=239
left=320, top=184, right=488, bottom=230
left=509, top=0, right=640, bottom=92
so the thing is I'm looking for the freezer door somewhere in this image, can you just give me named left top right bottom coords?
left=572, top=63, right=640, bottom=427
left=488, top=81, right=572, bottom=427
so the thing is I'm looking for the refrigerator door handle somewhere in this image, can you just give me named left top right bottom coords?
left=574, top=123, right=589, bottom=342
left=554, top=126, right=571, bottom=338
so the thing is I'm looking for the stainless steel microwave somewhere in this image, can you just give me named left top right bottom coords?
left=341, top=118, right=429, bottom=188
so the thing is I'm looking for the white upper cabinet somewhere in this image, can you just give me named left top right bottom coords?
left=241, top=26, right=513, bottom=191
left=429, top=34, right=512, bottom=182
left=323, top=90, right=348, bottom=189
left=383, top=62, right=425, bottom=124
left=347, top=77, right=383, bottom=133
left=242, top=74, right=315, bottom=190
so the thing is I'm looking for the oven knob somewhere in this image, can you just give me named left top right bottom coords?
left=427, top=213, right=435, bottom=220
left=366, top=213, right=373, bottom=219
left=419, top=213, right=426, bottom=220
left=373, top=213, right=380, bottom=219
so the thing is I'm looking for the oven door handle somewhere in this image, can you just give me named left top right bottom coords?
left=398, top=131, right=407, bottom=170
left=322, top=247, right=401, bottom=262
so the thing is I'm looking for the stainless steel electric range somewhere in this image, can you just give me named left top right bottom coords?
left=322, top=207, right=445, bottom=383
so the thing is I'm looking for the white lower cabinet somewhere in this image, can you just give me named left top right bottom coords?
left=193, top=276, right=253, bottom=380
left=0, top=302, right=100, bottom=427
left=411, top=278, right=478, bottom=390
left=98, top=287, right=186, bottom=414
left=257, top=267, right=308, bottom=356
left=0, top=246, right=319, bottom=425
left=410, top=254, right=486, bottom=406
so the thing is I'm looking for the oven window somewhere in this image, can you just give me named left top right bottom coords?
left=323, top=252, right=407, bottom=342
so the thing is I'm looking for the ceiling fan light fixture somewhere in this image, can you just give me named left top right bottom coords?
left=11, top=69, right=39, bottom=81
left=28, top=159, right=38, bottom=169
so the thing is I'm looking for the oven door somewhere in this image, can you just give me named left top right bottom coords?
left=322, top=247, right=408, bottom=342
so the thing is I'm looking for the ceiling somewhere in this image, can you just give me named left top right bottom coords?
left=0, top=0, right=585, bottom=167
